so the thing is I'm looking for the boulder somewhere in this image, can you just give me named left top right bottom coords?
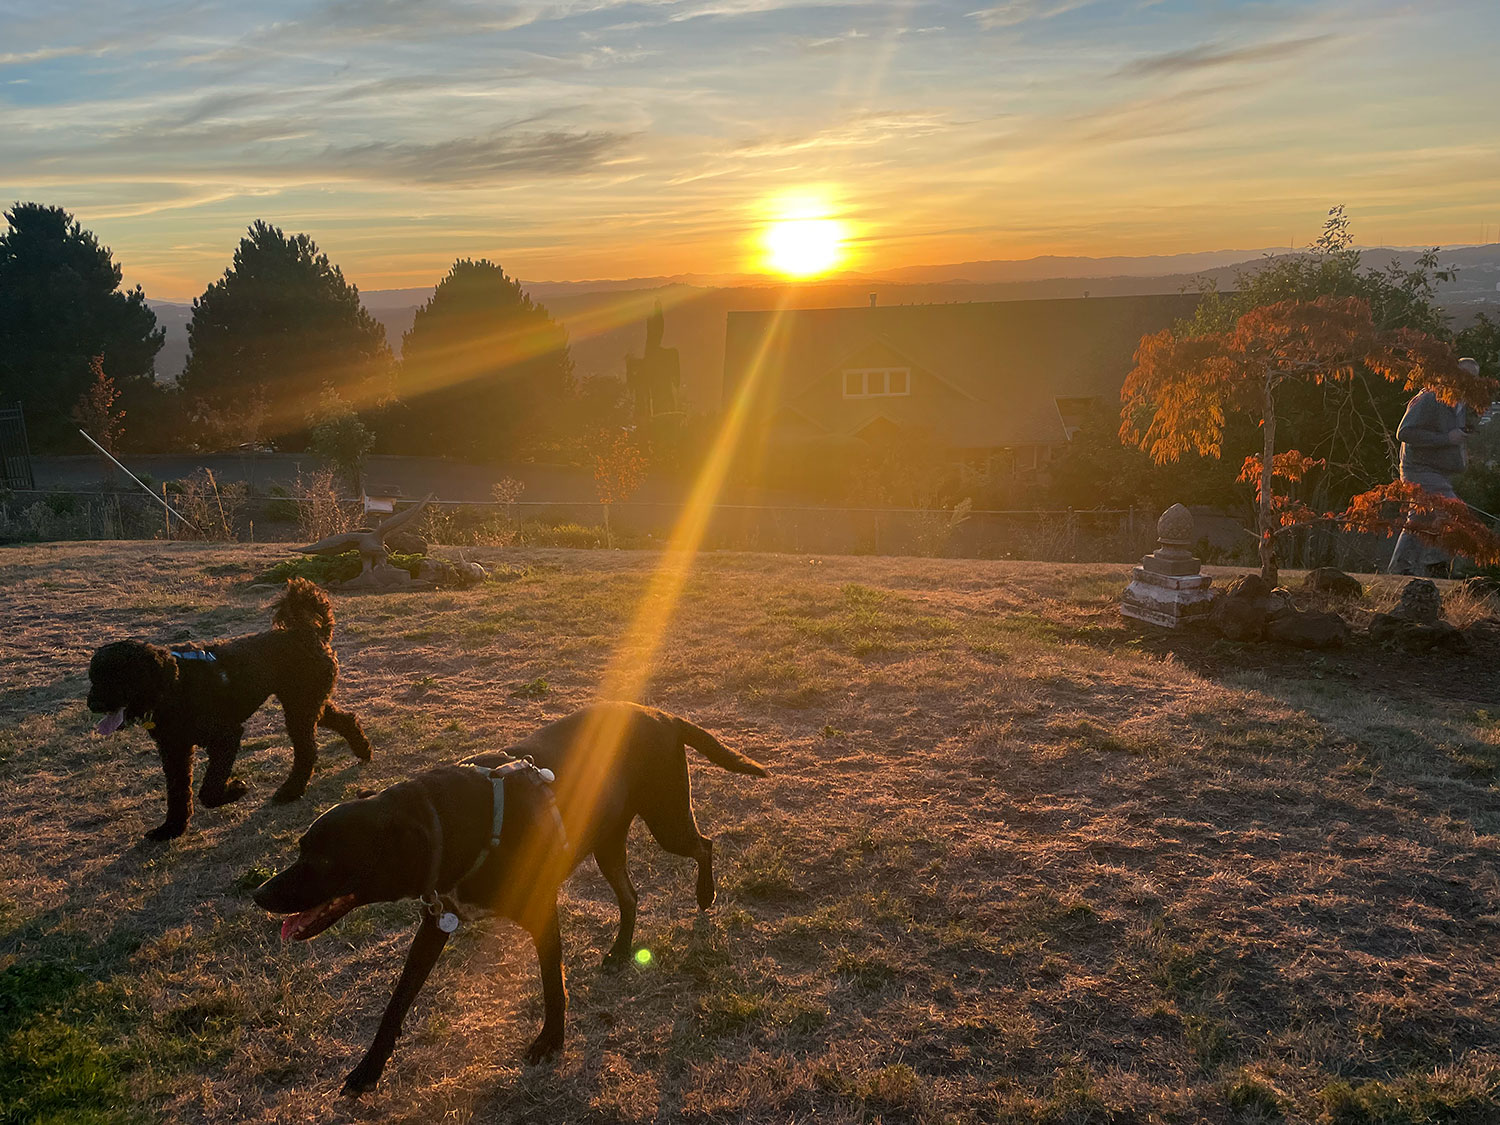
left=1266, top=587, right=1298, bottom=621
left=1369, top=612, right=1467, bottom=652
left=1265, top=609, right=1350, bottom=649
left=1208, top=574, right=1273, bottom=641
left=1390, top=578, right=1442, bottom=626
left=1303, top=567, right=1364, bottom=599
left=416, top=557, right=489, bottom=589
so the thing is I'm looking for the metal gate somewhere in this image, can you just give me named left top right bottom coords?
left=0, top=404, right=36, bottom=490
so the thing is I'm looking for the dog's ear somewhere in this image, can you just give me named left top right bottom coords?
left=378, top=785, right=440, bottom=899
left=132, top=644, right=179, bottom=706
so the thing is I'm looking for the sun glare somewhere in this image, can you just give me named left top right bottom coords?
left=764, top=217, right=845, bottom=278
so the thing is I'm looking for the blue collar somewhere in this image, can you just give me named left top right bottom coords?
left=171, top=650, right=217, bottom=662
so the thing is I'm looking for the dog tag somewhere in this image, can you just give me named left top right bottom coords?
left=437, top=912, right=460, bottom=933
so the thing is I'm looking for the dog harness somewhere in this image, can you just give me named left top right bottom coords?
left=420, top=758, right=566, bottom=934
left=171, top=649, right=229, bottom=685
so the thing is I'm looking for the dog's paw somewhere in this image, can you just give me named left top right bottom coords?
left=144, top=821, right=186, bottom=842
left=523, top=1029, right=564, bottom=1065
left=349, top=738, right=373, bottom=762
left=340, top=1066, right=380, bottom=1098
left=271, top=781, right=308, bottom=804
left=601, top=948, right=629, bottom=973
left=201, top=778, right=249, bottom=808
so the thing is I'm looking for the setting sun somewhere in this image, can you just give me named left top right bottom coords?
left=763, top=218, right=844, bottom=277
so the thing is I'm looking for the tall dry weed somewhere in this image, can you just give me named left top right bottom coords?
left=293, top=467, right=360, bottom=541
left=170, top=469, right=247, bottom=541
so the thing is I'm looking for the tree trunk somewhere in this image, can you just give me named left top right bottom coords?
left=1259, top=375, right=1278, bottom=586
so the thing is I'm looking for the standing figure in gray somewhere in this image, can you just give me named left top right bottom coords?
left=1387, top=358, right=1481, bottom=575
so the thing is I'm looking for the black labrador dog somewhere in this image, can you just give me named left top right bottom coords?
left=253, top=702, right=768, bottom=1095
left=87, top=577, right=371, bottom=840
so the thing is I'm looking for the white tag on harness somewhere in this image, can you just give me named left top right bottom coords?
left=437, top=912, right=460, bottom=933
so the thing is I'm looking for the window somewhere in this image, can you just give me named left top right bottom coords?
left=841, top=367, right=911, bottom=399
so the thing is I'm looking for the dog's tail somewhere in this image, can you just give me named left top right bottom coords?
left=273, top=577, right=335, bottom=641
left=677, top=718, right=768, bottom=777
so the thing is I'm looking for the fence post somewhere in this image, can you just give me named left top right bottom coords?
left=162, top=483, right=170, bottom=538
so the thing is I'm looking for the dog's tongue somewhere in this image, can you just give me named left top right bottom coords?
left=95, top=708, right=126, bottom=736
left=280, top=895, right=357, bottom=942
left=281, top=912, right=311, bottom=942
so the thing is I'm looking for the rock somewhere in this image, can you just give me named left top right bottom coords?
left=385, top=531, right=428, bottom=557
left=416, top=557, right=488, bottom=589
left=1208, top=574, right=1273, bottom=640
left=1390, top=578, right=1442, bottom=626
left=1266, top=587, right=1298, bottom=621
left=1265, top=609, right=1350, bottom=649
left=1369, top=612, right=1467, bottom=652
left=1303, top=567, right=1364, bottom=599
left=1467, top=616, right=1500, bottom=642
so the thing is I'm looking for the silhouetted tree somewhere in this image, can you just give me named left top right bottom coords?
left=395, top=259, right=573, bottom=460
left=179, top=222, right=392, bottom=449
left=0, top=203, right=163, bottom=449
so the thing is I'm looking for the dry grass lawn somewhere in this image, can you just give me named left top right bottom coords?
left=3, top=542, right=1500, bottom=1124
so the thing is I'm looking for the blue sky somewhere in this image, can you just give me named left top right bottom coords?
left=2, top=0, right=1497, bottom=297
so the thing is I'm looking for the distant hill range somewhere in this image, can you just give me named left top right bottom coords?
left=147, top=245, right=1500, bottom=412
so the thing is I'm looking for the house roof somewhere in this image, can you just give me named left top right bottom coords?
left=722, top=293, right=1203, bottom=447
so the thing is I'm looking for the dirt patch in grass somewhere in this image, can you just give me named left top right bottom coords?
left=2, top=544, right=1499, bottom=1123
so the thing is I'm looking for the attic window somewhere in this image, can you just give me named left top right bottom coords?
left=843, top=367, right=911, bottom=399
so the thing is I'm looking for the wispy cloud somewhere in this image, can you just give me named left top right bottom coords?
left=325, top=129, right=633, bottom=184
left=967, top=0, right=1095, bottom=31
left=1118, top=32, right=1340, bottom=77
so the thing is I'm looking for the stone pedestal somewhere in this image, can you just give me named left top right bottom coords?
left=1121, top=504, right=1216, bottom=628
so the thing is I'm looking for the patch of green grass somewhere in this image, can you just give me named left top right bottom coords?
left=834, top=948, right=898, bottom=989
left=726, top=841, right=801, bottom=902
left=253, top=551, right=424, bottom=585
left=0, top=960, right=145, bottom=1125
left=792, top=583, right=953, bottom=657
left=1184, top=1012, right=1235, bottom=1070
left=1317, top=1070, right=1500, bottom=1124
left=511, top=677, right=550, bottom=699
left=230, top=864, right=276, bottom=895
left=1224, top=1072, right=1286, bottom=1118
left=695, top=990, right=769, bottom=1035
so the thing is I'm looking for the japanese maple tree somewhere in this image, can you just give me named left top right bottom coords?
left=1121, top=295, right=1493, bottom=584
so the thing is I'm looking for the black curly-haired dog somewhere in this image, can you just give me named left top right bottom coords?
left=87, top=577, right=371, bottom=840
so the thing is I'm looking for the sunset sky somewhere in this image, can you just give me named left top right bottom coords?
left=2, top=0, right=1497, bottom=299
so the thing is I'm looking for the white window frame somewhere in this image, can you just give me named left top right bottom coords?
left=842, top=366, right=912, bottom=399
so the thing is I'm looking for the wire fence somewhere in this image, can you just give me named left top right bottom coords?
left=5, top=481, right=1430, bottom=570
left=0, top=487, right=1172, bottom=562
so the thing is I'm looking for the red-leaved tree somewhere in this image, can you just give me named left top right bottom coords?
left=1122, top=296, right=1494, bottom=584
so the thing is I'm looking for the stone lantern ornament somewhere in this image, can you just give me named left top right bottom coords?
left=1120, top=504, right=1216, bottom=627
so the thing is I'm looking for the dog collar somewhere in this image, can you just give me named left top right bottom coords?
left=453, top=759, right=562, bottom=888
